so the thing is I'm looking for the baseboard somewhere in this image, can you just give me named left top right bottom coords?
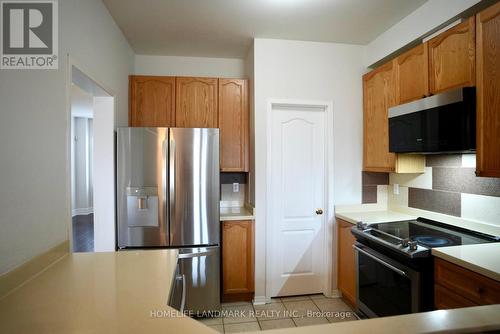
left=222, top=292, right=254, bottom=303
left=0, top=240, right=69, bottom=299
left=72, top=207, right=94, bottom=217
left=253, top=295, right=270, bottom=305
left=329, top=289, right=342, bottom=298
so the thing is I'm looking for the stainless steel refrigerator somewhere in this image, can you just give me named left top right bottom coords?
left=116, top=127, right=220, bottom=314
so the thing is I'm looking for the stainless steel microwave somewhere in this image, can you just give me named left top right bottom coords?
left=388, top=87, right=476, bottom=154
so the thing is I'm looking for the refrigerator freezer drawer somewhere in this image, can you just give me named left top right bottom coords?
left=177, top=246, right=221, bottom=315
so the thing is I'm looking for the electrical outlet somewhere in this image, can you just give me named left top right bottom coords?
left=232, top=183, right=239, bottom=193
left=393, top=183, right=400, bottom=195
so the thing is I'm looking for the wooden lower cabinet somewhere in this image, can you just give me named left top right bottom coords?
left=434, top=258, right=500, bottom=309
left=222, top=220, right=254, bottom=302
left=337, top=219, right=356, bottom=307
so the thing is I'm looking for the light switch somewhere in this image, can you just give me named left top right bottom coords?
left=232, top=183, right=239, bottom=193
left=393, top=183, right=400, bottom=195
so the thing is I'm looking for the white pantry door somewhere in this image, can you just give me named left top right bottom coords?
left=269, top=105, right=326, bottom=297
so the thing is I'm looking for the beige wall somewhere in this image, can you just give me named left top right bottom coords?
left=0, top=0, right=134, bottom=274
left=134, top=55, right=245, bottom=78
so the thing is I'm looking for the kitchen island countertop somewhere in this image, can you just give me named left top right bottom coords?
left=0, top=249, right=214, bottom=334
left=1, top=249, right=499, bottom=333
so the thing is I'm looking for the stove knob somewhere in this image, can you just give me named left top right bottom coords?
left=408, top=241, right=418, bottom=251
left=356, top=222, right=367, bottom=230
left=401, top=238, right=410, bottom=248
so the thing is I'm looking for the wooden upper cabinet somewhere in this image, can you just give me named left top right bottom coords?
left=219, top=79, right=249, bottom=172
left=129, top=76, right=175, bottom=127
left=476, top=2, right=500, bottom=178
left=428, top=17, right=475, bottom=94
left=395, top=43, right=430, bottom=104
left=363, top=61, right=396, bottom=172
left=175, top=77, right=218, bottom=128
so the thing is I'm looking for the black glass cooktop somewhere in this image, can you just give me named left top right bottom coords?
left=369, top=218, right=499, bottom=249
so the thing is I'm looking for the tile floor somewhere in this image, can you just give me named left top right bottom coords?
left=198, top=294, right=358, bottom=333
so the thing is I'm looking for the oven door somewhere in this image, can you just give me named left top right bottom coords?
left=354, top=243, right=420, bottom=317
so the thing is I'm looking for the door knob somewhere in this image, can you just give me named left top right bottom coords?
left=316, top=209, right=323, bottom=215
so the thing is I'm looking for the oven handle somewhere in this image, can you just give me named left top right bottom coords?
left=353, top=245, right=408, bottom=277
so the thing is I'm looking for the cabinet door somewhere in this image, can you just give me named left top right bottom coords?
left=219, top=79, right=249, bottom=172
left=363, top=61, right=396, bottom=172
left=175, top=77, right=218, bottom=128
left=129, top=76, right=175, bottom=127
left=428, top=17, right=475, bottom=94
left=222, top=220, right=254, bottom=301
left=337, top=219, right=356, bottom=306
left=435, top=284, right=478, bottom=310
left=395, top=43, right=429, bottom=104
left=435, top=258, right=500, bottom=306
left=476, top=2, right=500, bottom=178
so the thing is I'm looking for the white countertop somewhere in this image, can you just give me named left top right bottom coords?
left=432, top=243, right=500, bottom=282
left=335, top=209, right=416, bottom=225
left=220, top=206, right=255, bottom=221
left=0, top=250, right=214, bottom=334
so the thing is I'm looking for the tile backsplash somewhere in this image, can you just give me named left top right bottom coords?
left=361, top=172, right=389, bottom=204
left=389, top=154, right=500, bottom=226
left=221, top=184, right=246, bottom=208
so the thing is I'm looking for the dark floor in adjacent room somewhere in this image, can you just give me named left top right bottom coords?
left=72, top=214, right=94, bottom=252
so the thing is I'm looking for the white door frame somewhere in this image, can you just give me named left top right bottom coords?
left=65, top=54, right=116, bottom=252
left=265, top=98, right=335, bottom=301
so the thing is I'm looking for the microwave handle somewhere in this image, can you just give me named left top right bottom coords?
left=353, top=245, right=407, bottom=277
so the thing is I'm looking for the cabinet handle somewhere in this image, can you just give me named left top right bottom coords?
left=476, top=287, right=484, bottom=294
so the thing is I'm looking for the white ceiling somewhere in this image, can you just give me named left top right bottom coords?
left=103, top=0, right=427, bottom=59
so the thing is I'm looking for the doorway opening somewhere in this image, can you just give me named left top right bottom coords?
left=71, top=85, right=94, bottom=251
left=69, top=62, right=116, bottom=253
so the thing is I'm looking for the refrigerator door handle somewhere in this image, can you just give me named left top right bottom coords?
left=169, top=133, right=176, bottom=244
left=162, top=138, right=168, bottom=244
left=178, top=247, right=218, bottom=259
left=180, top=273, right=186, bottom=313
